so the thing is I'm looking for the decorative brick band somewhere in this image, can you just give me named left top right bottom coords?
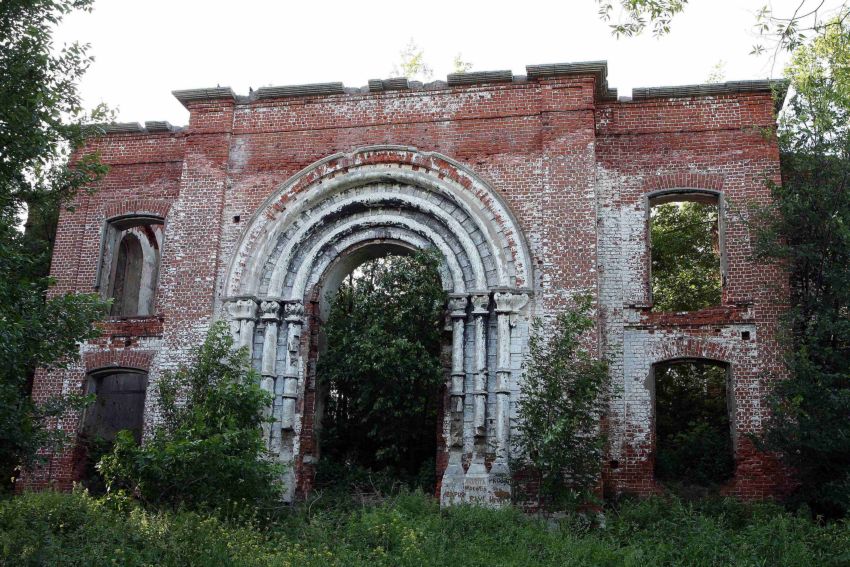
left=102, top=198, right=172, bottom=221
left=84, top=350, right=154, bottom=374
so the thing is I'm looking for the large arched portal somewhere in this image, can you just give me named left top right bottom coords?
left=222, top=147, right=533, bottom=506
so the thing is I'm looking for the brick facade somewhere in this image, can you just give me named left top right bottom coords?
left=26, top=62, right=791, bottom=502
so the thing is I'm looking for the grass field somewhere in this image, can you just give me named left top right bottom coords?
left=2, top=490, right=849, bottom=566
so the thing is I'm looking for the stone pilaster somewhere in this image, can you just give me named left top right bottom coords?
left=281, top=301, right=304, bottom=431
left=464, top=292, right=491, bottom=502
left=259, top=299, right=281, bottom=446
left=225, top=298, right=258, bottom=356
left=440, top=294, right=468, bottom=504
left=491, top=290, right=529, bottom=497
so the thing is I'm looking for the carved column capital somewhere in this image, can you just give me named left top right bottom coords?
left=259, top=299, right=282, bottom=322
left=470, top=292, right=490, bottom=315
left=226, top=297, right=258, bottom=320
left=493, top=290, right=530, bottom=326
left=447, top=294, right=469, bottom=318
left=283, top=301, right=305, bottom=323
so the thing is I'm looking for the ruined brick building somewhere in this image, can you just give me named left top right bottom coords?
left=27, top=61, right=790, bottom=504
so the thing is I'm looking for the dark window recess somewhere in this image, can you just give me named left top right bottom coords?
left=110, top=233, right=143, bottom=316
left=83, top=372, right=148, bottom=443
left=654, top=360, right=734, bottom=488
left=101, top=219, right=163, bottom=317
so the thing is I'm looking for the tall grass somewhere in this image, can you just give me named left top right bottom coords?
left=1, top=490, right=848, bottom=566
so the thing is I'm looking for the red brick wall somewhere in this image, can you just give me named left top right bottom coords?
left=24, top=69, right=790, bottom=500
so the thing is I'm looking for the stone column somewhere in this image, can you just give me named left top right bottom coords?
left=440, top=294, right=468, bottom=505
left=226, top=298, right=258, bottom=357
left=259, top=299, right=281, bottom=446
left=464, top=292, right=491, bottom=502
left=470, top=293, right=490, bottom=437
left=281, top=301, right=304, bottom=431
left=491, top=291, right=529, bottom=496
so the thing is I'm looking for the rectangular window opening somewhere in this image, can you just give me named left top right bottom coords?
left=649, top=195, right=722, bottom=312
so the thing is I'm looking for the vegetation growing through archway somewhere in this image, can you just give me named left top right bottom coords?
left=654, top=360, right=734, bottom=490
left=316, top=250, right=447, bottom=493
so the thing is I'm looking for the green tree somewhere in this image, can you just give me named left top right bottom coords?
left=650, top=201, right=722, bottom=312
left=514, top=296, right=610, bottom=509
left=754, top=12, right=850, bottom=518
left=318, top=250, right=446, bottom=485
left=97, top=322, right=281, bottom=510
left=0, top=0, right=110, bottom=491
left=597, top=0, right=848, bottom=56
left=390, top=39, right=433, bottom=81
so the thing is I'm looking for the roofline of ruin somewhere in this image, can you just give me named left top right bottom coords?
left=90, top=61, right=789, bottom=135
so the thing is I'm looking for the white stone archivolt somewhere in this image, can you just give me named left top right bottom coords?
left=221, top=146, right=532, bottom=505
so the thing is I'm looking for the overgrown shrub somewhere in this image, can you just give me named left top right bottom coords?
left=97, top=322, right=282, bottom=511
left=514, top=295, right=610, bottom=509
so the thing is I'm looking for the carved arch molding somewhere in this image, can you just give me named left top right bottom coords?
left=222, top=146, right=533, bottom=505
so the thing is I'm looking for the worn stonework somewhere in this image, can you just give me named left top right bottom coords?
left=25, top=62, right=790, bottom=504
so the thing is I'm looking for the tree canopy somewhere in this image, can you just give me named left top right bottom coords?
left=650, top=201, right=722, bottom=312
left=754, top=11, right=850, bottom=517
left=0, top=0, right=110, bottom=490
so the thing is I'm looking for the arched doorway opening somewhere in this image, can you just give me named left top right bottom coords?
left=312, top=247, right=448, bottom=494
left=652, top=358, right=734, bottom=492
left=222, top=147, right=533, bottom=506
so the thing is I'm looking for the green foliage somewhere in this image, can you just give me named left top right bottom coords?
left=97, top=322, right=282, bottom=511
left=514, top=296, right=610, bottom=509
left=2, top=490, right=850, bottom=566
left=595, top=0, right=848, bottom=56
left=0, top=0, right=111, bottom=491
left=650, top=201, right=721, bottom=312
left=452, top=54, right=473, bottom=74
left=597, top=0, right=689, bottom=37
left=390, top=39, right=433, bottom=80
left=753, top=11, right=850, bottom=519
left=654, top=363, right=733, bottom=485
left=655, top=362, right=733, bottom=487
left=318, top=250, right=446, bottom=484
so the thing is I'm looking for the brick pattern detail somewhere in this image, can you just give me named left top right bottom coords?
left=83, top=349, right=155, bottom=374
left=23, top=71, right=791, bottom=502
left=102, top=198, right=172, bottom=221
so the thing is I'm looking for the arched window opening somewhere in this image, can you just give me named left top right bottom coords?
left=314, top=248, right=447, bottom=493
left=653, top=359, right=734, bottom=490
left=98, top=216, right=164, bottom=317
left=649, top=191, right=723, bottom=312
left=110, top=233, right=143, bottom=316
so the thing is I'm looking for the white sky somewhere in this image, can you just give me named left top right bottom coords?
left=53, top=0, right=839, bottom=126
